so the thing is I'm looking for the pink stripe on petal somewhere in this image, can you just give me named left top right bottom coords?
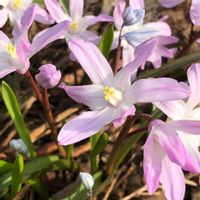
left=59, top=83, right=108, bottom=110
left=68, top=38, right=114, bottom=85
left=127, top=78, right=190, bottom=103
left=58, top=108, right=116, bottom=145
left=69, top=0, right=84, bottom=21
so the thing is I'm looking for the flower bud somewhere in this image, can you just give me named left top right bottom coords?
left=10, top=139, right=28, bottom=155
left=122, top=7, right=145, bottom=26
left=35, top=64, right=61, bottom=89
left=79, top=172, right=94, bottom=191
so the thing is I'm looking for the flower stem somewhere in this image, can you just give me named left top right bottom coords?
left=113, top=26, right=123, bottom=74
left=25, top=71, right=43, bottom=103
left=106, top=116, right=135, bottom=175
left=42, top=88, right=66, bottom=158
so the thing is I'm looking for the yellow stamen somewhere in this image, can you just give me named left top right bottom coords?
left=103, top=86, right=122, bottom=106
left=12, top=0, right=22, bottom=9
left=6, top=44, right=17, bottom=57
left=69, top=21, right=78, bottom=30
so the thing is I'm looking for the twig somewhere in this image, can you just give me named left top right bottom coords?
left=25, top=71, right=43, bottom=103
left=113, top=26, right=123, bottom=74
left=13, top=184, right=31, bottom=200
left=42, top=88, right=66, bottom=158
left=121, top=185, right=147, bottom=200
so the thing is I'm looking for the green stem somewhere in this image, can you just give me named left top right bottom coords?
left=137, top=49, right=200, bottom=79
left=106, top=117, right=135, bottom=175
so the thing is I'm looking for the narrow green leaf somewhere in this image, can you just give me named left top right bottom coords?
left=0, top=160, right=12, bottom=175
left=2, top=81, right=36, bottom=158
left=137, top=50, right=200, bottom=79
left=98, top=24, right=114, bottom=58
left=11, top=154, right=24, bottom=198
left=60, top=0, right=69, bottom=13
left=0, top=155, right=60, bottom=191
left=91, top=133, right=109, bottom=156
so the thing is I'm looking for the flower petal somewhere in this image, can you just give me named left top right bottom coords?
left=154, top=100, right=186, bottom=120
left=59, top=83, right=108, bottom=110
left=127, top=78, right=190, bottom=103
left=68, top=38, right=114, bottom=85
left=113, top=0, right=126, bottom=30
left=186, top=63, right=200, bottom=111
left=58, top=108, right=117, bottom=145
left=114, top=38, right=158, bottom=91
left=129, top=0, right=144, bottom=9
left=160, top=157, right=185, bottom=200
left=0, top=9, right=8, bottom=28
left=144, top=133, right=163, bottom=194
left=29, top=21, right=69, bottom=58
left=190, top=2, right=200, bottom=26
left=159, top=0, right=184, bottom=8
left=44, top=0, right=70, bottom=23
left=79, top=14, right=113, bottom=31
left=69, top=0, right=84, bottom=21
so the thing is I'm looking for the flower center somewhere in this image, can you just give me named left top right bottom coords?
left=12, top=0, right=22, bottom=9
left=69, top=21, right=79, bottom=30
left=6, top=44, right=17, bottom=57
left=103, top=86, right=122, bottom=106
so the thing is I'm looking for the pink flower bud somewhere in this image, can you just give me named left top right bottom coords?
left=35, top=64, right=61, bottom=89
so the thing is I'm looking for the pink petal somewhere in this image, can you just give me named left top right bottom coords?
left=79, top=14, right=113, bottom=30
left=190, top=2, right=200, bottom=26
left=160, top=157, right=185, bottom=200
left=113, top=0, right=126, bottom=30
left=0, top=9, right=8, bottom=28
left=154, top=100, right=186, bottom=120
left=186, top=63, right=200, bottom=111
left=159, top=0, right=184, bottom=8
left=33, top=4, right=54, bottom=24
left=143, top=134, right=163, bottom=194
left=69, top=0, right=84, bottom=21
left=44, top=0, right=70, bottom=23
left=29, top=21, right=69, bottom=58
left=122, top=44, right=134, bottom=67
left=68, top=38, right=114, bottom=85
left=127, top=78, right=190, bottom=103
left=0, top=31, right=10, bottom=47
left=114, top=38, right=159, bottom=90
left=58, top=108, right=116, bottom=145
left=129, top=0, right=144, bottom=9
left=59, top=83, right=108, bottom=110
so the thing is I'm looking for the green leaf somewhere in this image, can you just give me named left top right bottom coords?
left=60, top=0, right=69, bottom=13
left=11, top=154, right=24, bottom=198
left=91, top=133, right=109, bottom=156
left=0, top=160, right=12, bottom=175
left=98, top=24, right=114, bottom=58
left=33, top=0, right=44, bottom=6
left=2, top=81, right=36, bottom=158
left=137, top=50, right=200, bottom=79
left=0, top=155, right=61, bottom=192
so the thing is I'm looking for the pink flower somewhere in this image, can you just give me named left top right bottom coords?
left=35, top=64, right=61, bottom=89
left=0, top=5, right=69, bottom=78
left=0, top=0, right=53, bottom=28
left=113, top=0, right=178, bottom=68
left=144, top=119, right=200, bottom=200
left=155, top=63, right=200, bottom=172
left=44, top=0, right=113, bottom=43
left=57, top=38, right=190, bottom=146
left=159, top=0, right=200, bottom=26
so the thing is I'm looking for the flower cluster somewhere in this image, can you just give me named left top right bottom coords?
left=0, top=0, right=200, bottom=199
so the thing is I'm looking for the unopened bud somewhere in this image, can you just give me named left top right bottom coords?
left=10, top=139, right=28, bottom=155
left=122, top=7, right=145, bottom=26
left=35, top=64, right=61, bottom=89
left=79, top=172, right=94, bottom=191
